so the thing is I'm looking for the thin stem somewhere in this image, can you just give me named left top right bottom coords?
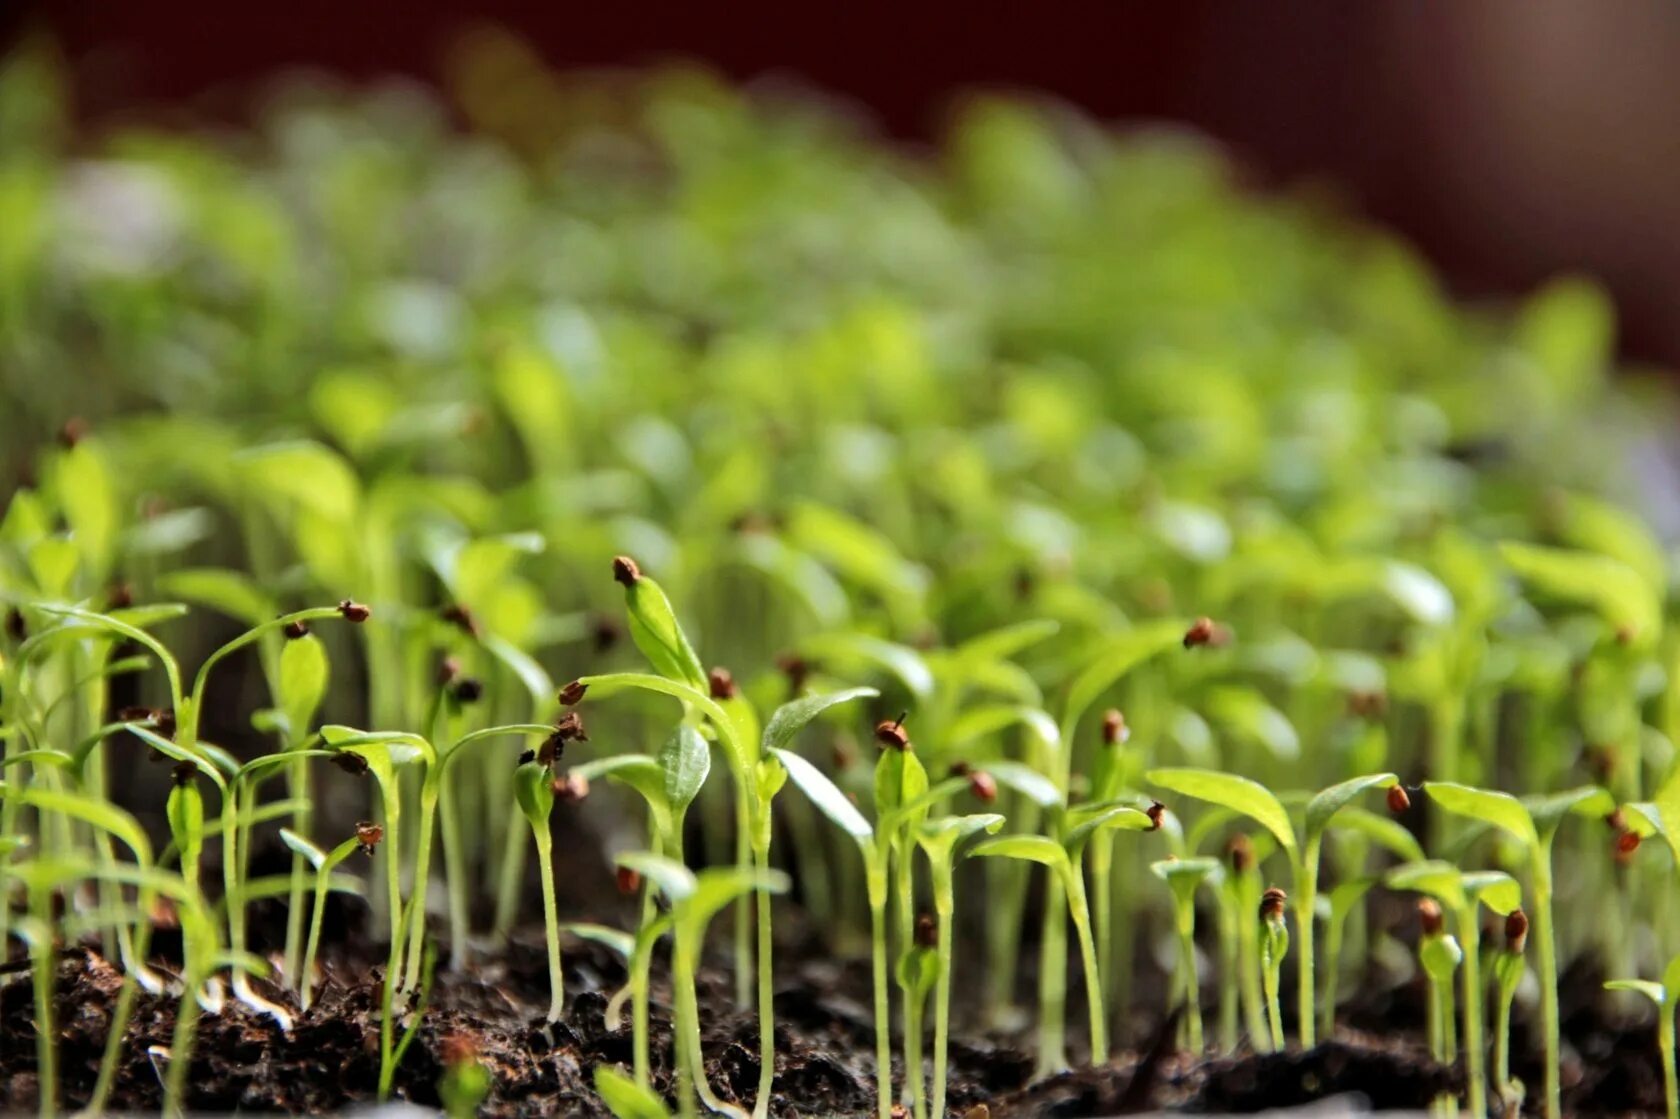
left=1178, top=920, right=1203, bottom=1054
left=1660, top=1008, right=1677, bottom=1119
left=1236, top=874, right=1269, bottom=1051
left=1065, top=867, right=1107, bottom=1064
left=733, top=778, right=753, bottom=1009
left=283, top=754, right=311, bottom=984
left=31, top=889, right=55, bottom=1119
left=751, top=841, right=776, bottom=1119
left=930, top=865, right=956, bottom=1119
left=533, top=829, right=563, bottom=1022
left=1532, top=852, right=1561, bottom=1119
left=439, top=781, right=470, bottom=972
left=1036, top=867, right=1069, bottom=1076
left=401, top=783, right=439, bottom=991
left=895, top=841, right=924, bottom=1116
left=1217, top=889, right=1239, bottom=1052
left=1459, top=911, right=1487, bottom=1119
left=869, top=864, right=892, bottom=1119
left=1294, top=848, right=1318, bottom=1048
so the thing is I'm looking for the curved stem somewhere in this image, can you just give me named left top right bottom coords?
left=401, top=783, right=439, bottom=991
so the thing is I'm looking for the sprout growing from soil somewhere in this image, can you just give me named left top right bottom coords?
left=1258, top=885, right=1290, bottom=1053
left=1603, top=954, right=1680, bottom=1119
left=1151, top=857, right=1220, bottom=1053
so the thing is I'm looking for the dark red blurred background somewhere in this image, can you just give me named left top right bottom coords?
left=10, top=0, right=1680, bottom=369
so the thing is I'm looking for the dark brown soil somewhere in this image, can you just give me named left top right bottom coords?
left=0, top=933, right=1664, bottom=1115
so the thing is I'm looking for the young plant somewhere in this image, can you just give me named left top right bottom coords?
left=1147, top=768, right=1399, bottom=1046
left=616, top=852, right=790, bottom=1119
left=1258, top=886, right=1289, bottom=1053
left=1413, top=899, right=1463, bottom=1116
left=513, top=755, right=568, bottom=1022
left=1387, top=859, right=1522, bottom=1119
left=1151, top=857, right=1219, bottom=1053
left=916, top=813, right=1005, bottom=1119
left=970, top=801, right=1157, bottom=1067
left=279, top=825, right=375, bottom=1011
left=1426, top=781, right=1613, bottom=1119
left=1603, top=953, right=1680, bottom=1119
left=1493, top=910, right=1530, bottom=1115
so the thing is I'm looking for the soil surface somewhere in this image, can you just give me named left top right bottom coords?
left=0, top=930, right=1663, bottom=1115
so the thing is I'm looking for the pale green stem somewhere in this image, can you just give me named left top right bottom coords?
left=1176, top=909, right=1203, bottom=1053
left=439, top=781, right=470, bottom=971
left=283, top=754, right=311, bottom=984
left=930, top=862, right=956, bottom=1119
left=1036, top=866, right=1069, bottom=1076
left=1660, top=1006, right=1677, bottom=1119
left=302, top=872, right=332, bottom=1012
left=532, top=826, right=563, bottom=1022
left=752, top=841, right=776, bottom=1119
left=1295, top=845, right=1319, bottom=1048
left=869, top=863, right=892, bottom=1119
left=401, top=783, right=439, bottom=991
left=1065, top=866, right=1107, bottom=1063
left=1458, top=910, right=1487, bottom=1119
left=896, top=841, right=925, bottom=1119
left=1217, top=890, right=1240, bottom=1052
left=733, top=778, right=753, bottom=1010
left=1532, top=848, right=1561, bottom=1119
left=31, top=888, right=55, bottom=1119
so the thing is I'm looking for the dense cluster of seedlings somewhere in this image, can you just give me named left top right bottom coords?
left=5, top=36, right=1680, bottom=1119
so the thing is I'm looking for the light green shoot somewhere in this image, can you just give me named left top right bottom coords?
left=1148, top=768, right=1398, bottom=1047
left=1151, top=857, right=1219, bottom=1053
left=1603, top=953, right=1680, bottom=1119
left=1426, top=781, right=1612, bottom=1119
left=279, top=827, right=367, bottom=1011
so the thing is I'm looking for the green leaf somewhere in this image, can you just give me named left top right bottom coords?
left=1462, top=871, right=1522, bottom=915
left=968, top=833, right=1070, bottom=872
left=482, top=634, right=555, bottom=710
left=1147, top=768, right=1298, bottom=857
left=686, top=864, right=790, bottom=927
left=982, top=760, right=1062, bottom=808
left=951, top=618, right=1061, bottom=668
left=620, top=572, right=707, bottom=691
left=1661, top=951, right=1680, bottom=1000
left=0, top=783, right=150, bottom=864
left=278, top=634, right=329, bottom=734
left=1604, top=979, right=1667, bottom=1008
left=659, top=725, right=712, bottom=816
left=1063, top=801, right=1156, bottom=851
left=279, top=828, right=327, bottom=871
left=1325, top=807, right=1426, bottom=864
left=1205, top=687, right=1299, bottom=762
left=616, top=852, right=697, bottom=905
left=916, top=813, right=1005, bottom=864
left=513, top=761, right=556, bottom=831
left=874, top=746, right=930, bottom=827
left=1386, top=860, right=1468, bottom=910
left=563, top=923, right=637, bottom=960
left=1498, top=541, right=1660, bottom=646
left=896, top=944, right=939, bottom=1001
left=157, top=568, right=275, bottom=628
left=1304, top=773, right=1397, bottom=847
left=1420, top=933, right=1464, bottom=979
left=786, top=502, right=929, bottom=608
left=800, top=632, right=934, bottom=700
left=1524, top=786, right=1614, bottom=840
left=235, top=441, right=360, bottom=523
left=1383, top=562, right=1454, bottom=627
left=1549, top=492, right=1668, bottom=602
left=1424, top=782, right=1538, bottom=849
left=772, top=747, right=873, bottom=842
left=1062, top=620, right=1185, bottom=739
left=594, top=1065, right=672, bottom=1119
left=762, top=686, right=879, bottom=756
left=54, top=441, right=117, bottom=575
left=945, top=704, right=1061, bottom=759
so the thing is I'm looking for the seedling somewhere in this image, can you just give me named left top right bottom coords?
left=915, top=813, right=1005, bottom=1119
left=1387, top=859, right=1522, bottom=1118
left=1603, top=953, right=1680, bottom=1119
left=1493, top=910, right=1530, bottom=1114
left=279, top=827, right=370, bottom=1011
left=1426, top=781, right=1613, bottom=1119
left=1148, top=768, right=1399, bottom=1046
left=970, top=801, right=1157, bottom=1066
left=1151, top=857, right=1219, bottom=1053
left=1258, top=886, right=1289, bottom=1053
left=616, top=852, right=789, bottom=1119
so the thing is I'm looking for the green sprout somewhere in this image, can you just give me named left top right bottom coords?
left=1148, top=768, right=1398, bottom=1047
left=1151, top=856, right=1219, bottom=1053
left=1387, top=859, right=1522, bottom=1119
left=1258, top=885, right=1290, bottom=1053
left=1426, top=781, right=1612, bottom=1119
left=616, top=852, right=790, bottom=1119
left=1603, top=953, right=1680, bottom=1119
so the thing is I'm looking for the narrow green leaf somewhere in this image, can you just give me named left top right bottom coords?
left=659, top=725, right=712, bottom=815
left=762, top=686, right=878, bottom=756
left=616, top=852, right=697, bottom=905
left=621, top=573, right=707, bottom=691
left=968, top=833, right=1069, bottom=871
left=563, top=923, right=637, bottom=960
left=1148, top=768, right=1298, bottom=856
left=278, top=634, right=329, bottom=734
left=1424, top=782, right=1538, bottom=849
left=1604, top=980, right=1666, bottom=1007
left=594, top=1065, right=672, bottom=1119
left=773, top=747, right=873, bottom=842
left=1304, top=773, right=1397, bottom=846
left=982, top=760, right=1063, bottom=808
left=157, top=568, right=275, bottom=628
left=279, top=828, right=327, bottom=871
